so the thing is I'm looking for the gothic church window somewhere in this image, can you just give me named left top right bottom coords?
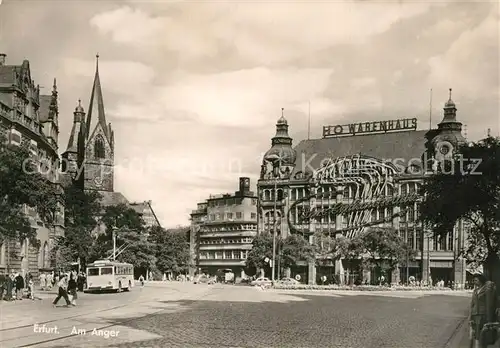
left=94, top=136, right=105, bottom=159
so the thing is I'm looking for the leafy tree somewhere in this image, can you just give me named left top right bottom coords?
left=280, top=234, right=315, bottom=268
left=313, top=232, right=352, bottom=265
left=358, top=227, right=415, bottom=279
left=0, top=137, right=59, bottom=245
left=246, top=233, right=276, bottom=274
left=52, top=185, right=102, bottom=268
left=89, top=203, right=147, bottom=263
left=115, top=229, right=156, bottom=272
left=420, top=136, right=500, bottom=287
left=150, top=226, right=190, bottom=276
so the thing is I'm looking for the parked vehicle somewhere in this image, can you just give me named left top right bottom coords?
left=278, top=277, right=300, bottom=286
left=250, top=277, right=272, bottom=287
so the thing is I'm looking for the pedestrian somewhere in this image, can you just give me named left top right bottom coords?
left=139, top=275, right=145, bottom=288
left=52, top=274, right=72, bottom=307
left=4, top=273, right=13, bottom=301
left=14, top=272, right=24, bottom=300
left=68, top=273, right=77, bottom=306
left=28, top=275, right=35, bottom=300
left=469, top=273, right=497, bottom=348
left=39, top=272, right=46, bottom=291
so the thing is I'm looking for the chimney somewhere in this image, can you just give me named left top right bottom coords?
left=239, top=177, right=250, bottom=195
left=0, top=54, right=6, bottom=66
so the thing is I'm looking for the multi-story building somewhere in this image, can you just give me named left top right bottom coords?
left=257, top=91, right=469, bottom=286
left=190, top=177, right=258, bottom=278
left=0, top=53, right=65, bottom=276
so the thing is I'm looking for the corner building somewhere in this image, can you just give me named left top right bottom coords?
left=0, top=54, right=64, bottom=276
left=257, top=92, right=468, bottom=286
left=190, top=178, right=258, bottom=278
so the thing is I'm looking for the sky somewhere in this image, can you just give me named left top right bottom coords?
left=0, top=0, right=498, bottom=227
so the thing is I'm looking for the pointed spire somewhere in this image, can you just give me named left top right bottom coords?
left=53, top=78, right=57, bottom=92
left=66, top=100, right=86, bottom=152
left=85, top=53, right=109, bottom=141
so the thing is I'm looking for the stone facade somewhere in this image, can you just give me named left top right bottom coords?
left=257, top=93, right=468, bottom=286
left=0, top=54, right=64, bottom=277
left=190, top=177, right=258, bottom=278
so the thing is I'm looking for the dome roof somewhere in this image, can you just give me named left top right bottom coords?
left=75, top=99, right=84, bottom=113
left=277, top=115, right=287, bottom=125
left=264, top=146, right=296, bottom=165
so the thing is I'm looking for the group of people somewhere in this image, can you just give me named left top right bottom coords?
left=0, top=271, right=35, bottom=301
left=52, top=271, right=87, bottom=307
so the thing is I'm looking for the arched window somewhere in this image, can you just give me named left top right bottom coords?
left=0, top=243, right=4, bottom=265
left=94, top=136, right=105, bottom=159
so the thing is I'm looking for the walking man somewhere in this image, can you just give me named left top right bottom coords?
left=52, top=274, right=72, bottom=307
left=14, top=272, right=24, bottom=300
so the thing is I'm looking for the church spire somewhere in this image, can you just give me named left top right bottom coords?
left=85, top=53, right=109, bottom=141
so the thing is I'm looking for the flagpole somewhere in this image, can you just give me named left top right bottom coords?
left=308, top=101, right=311, bottom=140
left=429, top=89, right=432, bottom=130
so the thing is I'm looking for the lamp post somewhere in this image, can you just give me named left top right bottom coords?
left=112, top=227, right=117, bottom=261
left=272, top=175, right=277, bottom=284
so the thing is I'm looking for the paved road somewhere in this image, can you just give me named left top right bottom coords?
left=0, top=283, right=471, bottom=348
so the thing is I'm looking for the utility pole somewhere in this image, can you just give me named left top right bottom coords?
left=271, top=176, right=277, bottom=284
left=112, top=227, right=117, bottom=261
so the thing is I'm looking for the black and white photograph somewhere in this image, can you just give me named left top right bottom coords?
left=0, top=0, right=499, bottom=347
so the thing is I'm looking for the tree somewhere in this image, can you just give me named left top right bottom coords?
left=280, top=234, right=315, bottom=269
left=246, top=233, right=275, bottom=274
left=0, top=137, right=59, bottom=245
left=115, top=229, right=156, bottom=274
left=358, top=227, right=415, bottom=281
left=89, top=203, right=147, bottom=263
left=150, top=226, right=190, bottom=276
left=420, top=136, right=500, bottom=288
left=51, top=185, right=102, bottom=268
left=313, top=232, right=352, bottom=266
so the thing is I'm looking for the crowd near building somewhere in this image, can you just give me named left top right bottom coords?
left=0, top=53, right=159, bottom=278
left=189, top=178, right=258, bottom=278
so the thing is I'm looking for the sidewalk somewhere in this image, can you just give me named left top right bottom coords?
left=0, top=283, right=213, bottom=347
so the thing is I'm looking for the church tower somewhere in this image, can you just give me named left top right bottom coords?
left=62, top=99, right=86, bottom=189
left=83, top=54, right=114, bottom=192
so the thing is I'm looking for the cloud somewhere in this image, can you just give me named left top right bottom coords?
left=90, top=2, right=437, bottom=64
left=427, top=7, right=499, bottom=98
left=62, top=58, right=155, bottom=97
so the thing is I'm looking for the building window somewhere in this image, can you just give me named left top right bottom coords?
left=226, top=213, right=233, bottom=220
left=224, top=251, right=232, bottom=259
left=94, top=135, right=105, bottom=159
left=215, top=213, right=221, bottom=220
left=236, top=212, right=242, bottom=219
left=401, top=184, right=408, bottom=196
left=251, top=213, right=256, bottom=220
left=291, top=189, right=297, bottom=201
left=387, top=185, right=394, bottom=196
left=409, top=182, right=416, bottom=194
left=209, top=214, right=215, bottom=221
left=9, top=129, right=21, bottom=146
left=447, top=231, right=454, bottom=251
left=371, top=209, right=377, bottom=222
left=252, top=198, right=257, bottom=205
left=415, top=228, right=422, bottom=251
left=29, top=140, right=37, bottom=155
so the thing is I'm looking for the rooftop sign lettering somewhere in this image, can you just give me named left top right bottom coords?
left=322, top=118, right=417, bottom=138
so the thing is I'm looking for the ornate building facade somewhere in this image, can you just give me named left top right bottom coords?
left=190, top=177, right=258, bottom=278
left=0, top=53, right=65, bottom=276
left=257, top=92, right=468, bottom=286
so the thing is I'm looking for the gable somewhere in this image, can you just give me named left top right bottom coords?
left=85, top=123, right=113, bottom=160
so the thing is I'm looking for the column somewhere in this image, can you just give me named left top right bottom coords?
left=453, top=220, right=466, bottom=289
left=422, top=230, right=430, bottom=284
left=335, top=185, right=345, bottom=285
left=308, top=186, right=317, bottom=285
left=391, top=184, right=401, bottom=285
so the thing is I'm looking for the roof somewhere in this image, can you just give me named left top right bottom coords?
left=129, top=200, right=161, bottom=227
left=98, top=191, right=129, bottom=207
left=292, top=130, right=430, bottom=176
left=0, top=65, right=16, bottom=86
